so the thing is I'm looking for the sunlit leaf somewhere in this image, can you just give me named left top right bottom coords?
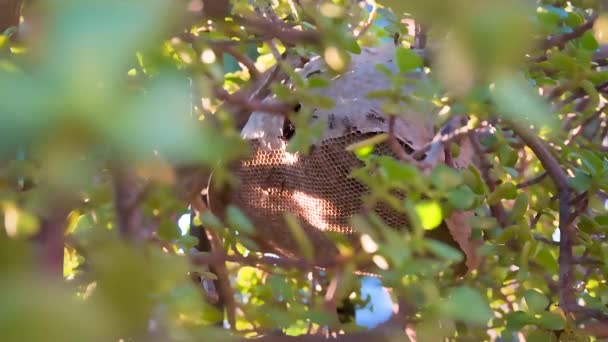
left=415, top=201, right=443, bottom=230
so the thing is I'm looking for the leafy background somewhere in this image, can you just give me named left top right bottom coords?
left=1, top=0, right=608, bottom=341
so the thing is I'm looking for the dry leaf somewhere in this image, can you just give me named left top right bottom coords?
left=444, top=210, right=482, bottom=272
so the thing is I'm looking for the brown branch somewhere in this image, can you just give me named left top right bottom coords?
left=189, top=214, right=222, bottom=316
left=214, top=87, right=292, bottom=117
left=111, top=166, right=142, bottom=239
left=214, top=52, right=306, bottom=131
left=507, top=121, right=576, bottom=313
left=205, top=228, right=237, bottom=330
left=221, top=45, right=261, bottom=81
left=35, top=207, right=69, bottom=278
left=236, top=15, right=321, bottom=46
left=540, top=12, right=598, bottom=50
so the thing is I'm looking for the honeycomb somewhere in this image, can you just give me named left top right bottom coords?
left=230, top=132, right=412, bottom=262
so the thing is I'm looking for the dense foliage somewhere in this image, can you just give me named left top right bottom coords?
left=2, top=0, right=608, bottom=340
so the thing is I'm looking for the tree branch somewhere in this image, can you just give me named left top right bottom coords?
left=508, top=121, right=576, bottom=312
left=35, top=208, right=69, bottom=278
left=236, top=15, right=321, bottom=46
left=540, top=12, right=598, bottom=50
left=220, top=45, right=261, bottom=81
left=111, top=166, right=142, bottom=239
left=214, top=87, right=292, bottom=116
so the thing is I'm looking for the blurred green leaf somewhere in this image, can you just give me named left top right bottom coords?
left=487, top=182, right=517, bottom=205
left=536, top=312, right=565, bottom=330
left=395, top=47, right=423, bottom=73
left=425, top=239, right=464, bottom=263
left=568, top=170, right=593, bottom=192
left=524, top=289, right=550, bottom=314
left=446, top=186, right=476, bottom=210
left=440, top=286, right=492, bottom=325
left=492, top=74, right=559, bottom=133
left=284, top=213, right=314, bottom=261
left=431, top=164, right=463, bottom=191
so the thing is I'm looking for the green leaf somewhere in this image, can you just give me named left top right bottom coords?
left=346, top=133, right=388, bottom=159
left=535, top=246, right=559, bottom=273
left=284, top=213, right=314, bottom=261
left=524, top=289, right=550, bottom=314
left=580, top=30, right=599, bottom=50
left=463, top=166, right=486, bottom=194
left=510, top=193, right=529, bottom=220
left=377, top=156, right=422, bottom=182
left=506, top=311, right=535, bottom=330
left=268, top=274, right=294, bottom=301
left=199, top=212, right=224, bottom=230
left=432, top=164, right=463, bottom=191
left=536, top=312, right=565, bottom=330
left=157, top=220, right=181, bottom=241
left=446, top=186, right=476, bottom=210
left=425, top=239, right=464, bottom=263
left=177, top=235, right=199, bottom=250
left=568, top=170, right=592, bottom=192
left=526, top=329, right=557, bottom=342
left=307, top=75, right=330, bottom=88
left=415, top=201, right=443, bottom=230
left=395, top=47, right=423, bottom=73
left=468, top=216, right=499, bottom=230
left=440, top=286, right=492, bottom=325
left=342, top=36, right=361, bottom=54
left=487, top=182, right=517, bottom=205
left=225, top=205, right=255, bottom=235
left=579, top=150, right=604, bottom=174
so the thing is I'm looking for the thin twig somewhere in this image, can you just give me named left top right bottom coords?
left=534, top=234, right=560, bottom=246
left=412, top=116, right=472, bottom=161
left=517, top=172, right=548, bottom=189
left=355, top=0, right=377, bottom=39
